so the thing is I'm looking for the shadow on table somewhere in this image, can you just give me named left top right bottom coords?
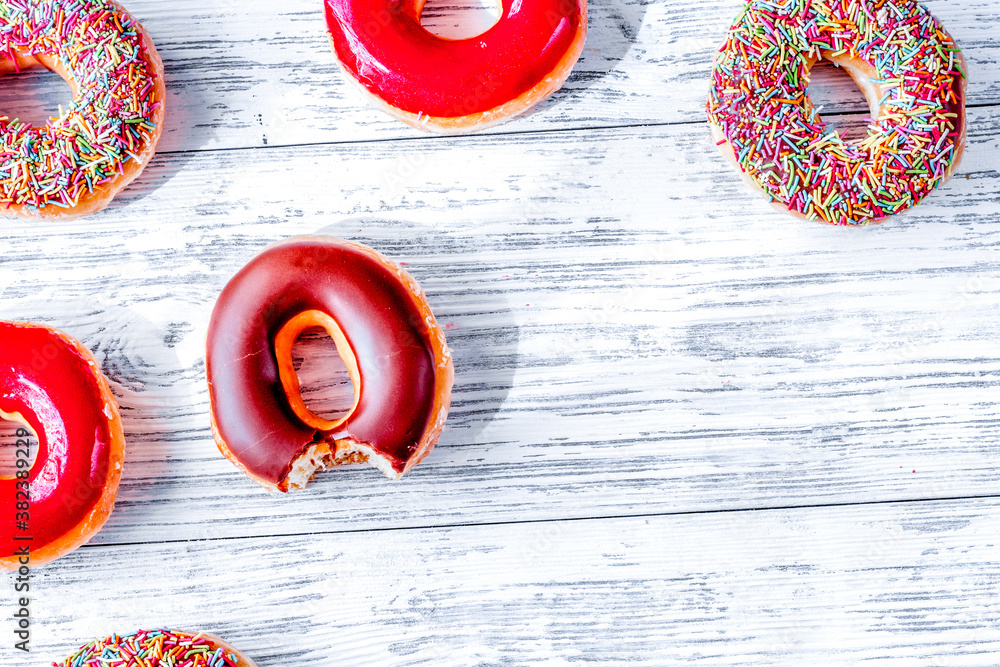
left=13, top=298, right=188, bottom=539
left=523, top=0, right=651, bottom=120
left=100, top=49, right=231, bottom=214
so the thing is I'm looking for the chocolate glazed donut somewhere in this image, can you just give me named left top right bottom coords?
left=206, top=236, right=453, bottom=491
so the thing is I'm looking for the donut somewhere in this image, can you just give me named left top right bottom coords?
left=53, top=629, right=257, bottom=667
left=0, top=320, right=124, bottom=571
left=0, top=0, right=165, bottom=219
left=207, top=236, right=454, bottom=491
left=706, top=0, right=966, bottom=225
left=324, top=0, right=587, bottom=133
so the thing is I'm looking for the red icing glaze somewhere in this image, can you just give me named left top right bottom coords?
left=324, top=0, right=586, bottom=118
left=207, top=238, right=449, bottom=488
left=0, top=322, right=120, bottom=563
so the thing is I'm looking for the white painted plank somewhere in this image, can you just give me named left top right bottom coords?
left=7, top=498, right=1000, bottom=665
left=0, top=108, right=998, bottom=543
left=0, top=0, right=995, bottom=152
left=0, top=2, right=996, bottom=664
left=139, top=0, right=1000, bottom=149
left=0, top=1, right=997, bottom=664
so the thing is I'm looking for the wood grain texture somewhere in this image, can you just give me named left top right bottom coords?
left=9, top=499, right=1000, bottom=666
left=0, top=107, right=997, bottom=544
left=1, top=0, right=999, bottom=665
left=146, top=0, right=1000, bottom=149
left=0, top=0, right=994, bottom=152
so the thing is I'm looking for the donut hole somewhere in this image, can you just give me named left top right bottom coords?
left=420, top=0, right=500, bottom=40
left=807, top=58, right=872, bottom=142
left=291, top=326, right=357, bottom=424
left=0, top=413, right=38, bottom=480
left=0, top=66, right=74, bottom=127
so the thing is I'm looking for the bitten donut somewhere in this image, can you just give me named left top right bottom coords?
left=207, top=236, right=454, bottom=492
left=0, top=321, right=124, bottom=571
left=707, top=0, right=966, bottom=225
left=53, top=629, right=258, bottom=667
left=324, top=0, right=587, bottom=133
left=0, top=0, right=165, bottom=219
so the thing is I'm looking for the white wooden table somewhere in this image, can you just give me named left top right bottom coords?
left=3, top=0, right=1000, bottom=664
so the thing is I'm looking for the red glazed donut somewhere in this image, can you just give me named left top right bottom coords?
left=54, top=629, right=258, bottom=667
left=207, top=236, right=454, bottom=492
left=324, top=0, right=587, bottom=133
left=0, top=321, right=124, bottom=571
left=0, top=0, right=165, bottom=219
left=706, top=0, right=966, bottom=225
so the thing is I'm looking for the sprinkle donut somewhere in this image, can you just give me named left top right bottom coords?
left=324, top=0, right=587, bottom=133
left=207, top=236, right=454, bottom=491
left=0, top=320, right=124, bottom=571
left=707, top=0, right=966, bottom=225
left=0, top=0, right=165, bottom=219
left=53, top=629, right=258, bottom=667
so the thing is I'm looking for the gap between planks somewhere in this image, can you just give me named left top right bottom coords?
left=78, top=491, right=1000, bottom=551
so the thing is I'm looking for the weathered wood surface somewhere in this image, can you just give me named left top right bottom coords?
left=0, top=0, right=996, bottom=151
left=1, top=0, right=1000, bottom=665
left=21, top=499, right=1000, bottom=665
left=1, top=107, right=998, bottom=544
left=148, top=0, right=1000, bottom=149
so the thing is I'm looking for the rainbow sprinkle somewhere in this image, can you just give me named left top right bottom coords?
left=0, top=0, right=160, bottom=212
left=706, top=0, right=965, bottom=225
left=53, top=629, right=244, bottom=667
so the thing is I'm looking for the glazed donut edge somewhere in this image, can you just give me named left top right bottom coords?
left=0, top=321, right=125, bottom=571
left=2, top=0, right=166, bottom=221
left=53, top=630, right=259, bottom=667
left=706, top=4, right=967, bottom=226
left=171, top=632, right=259, bottom=667
left=301, top=236, right=455, bottom=484
left=326, top=3, right=588, bottom=135
left=207, top=235, right=455, bottom=492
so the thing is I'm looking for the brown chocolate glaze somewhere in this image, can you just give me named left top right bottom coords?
left=207, top=239, right=438, bottom=487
